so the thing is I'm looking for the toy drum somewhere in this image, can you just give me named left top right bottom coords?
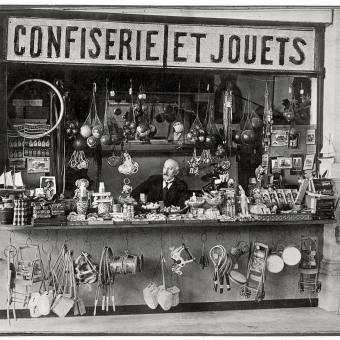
left=229, top=270, right=247, bottom=285
left=266, top=253, right=284, bottom=273
left=167, top=286, right=180, bottom=307
left=282, top=245, right=301, bottom=266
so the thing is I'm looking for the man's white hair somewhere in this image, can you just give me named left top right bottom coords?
left=164, top=159, right=179, bottom=173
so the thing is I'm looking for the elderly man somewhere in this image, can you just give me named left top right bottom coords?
left=132, top=159, right=188, bottom=208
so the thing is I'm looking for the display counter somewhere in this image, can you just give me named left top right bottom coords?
left=0, top=218, right=333, bottom=230
left=0, top=219, right=331, bottom=315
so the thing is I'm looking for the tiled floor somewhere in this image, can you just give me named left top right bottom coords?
left=1, top=307, right=340, bottom=335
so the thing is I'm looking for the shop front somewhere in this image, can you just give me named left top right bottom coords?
left=0, top=7, right=336, bottom=323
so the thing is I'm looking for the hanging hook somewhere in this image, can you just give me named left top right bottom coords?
left=216, top=230, right=224, bottom=243
left=125, top=231, right=129, bottom=252
left=201, top=232, right=207, bottom=244
left=181, top=233, right=185, bottom=244
left=8, top=231, right=14, bottom=245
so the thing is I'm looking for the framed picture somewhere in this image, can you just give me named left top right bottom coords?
left=40, top=176, right=56, bottom=200
left=271, top=130, right=289, bottom=147
left=277, top=157, right=292, bottom=169
left=306, top=129, right=316, bottom=145
left=289, top=133, right=299, bottom=148
left=283, top=189, right=294, bottom=206
left=291, top=155, right=303, bottom=175
left=8, top=157, right=26, bottom=170
left=261, top=189, right=271, bottom=204
left=303, top=154, right=315, bottom=170
left=276, top=189, right=287, bottom=205
left=27, top=157, right=50, bottom=173
left=262, top=153, right=269, bottom=168
left=271, top=158, right=281, bottom=174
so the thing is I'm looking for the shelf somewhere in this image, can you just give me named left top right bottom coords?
left=101, top=142, right=195, bottom=156
left=0, top=219, right=334, bottom=231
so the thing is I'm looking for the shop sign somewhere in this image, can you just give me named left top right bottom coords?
left=7, top=17, right=315, bottom=71
left=7, top=17, right=165, bottom=67
left=167, top=25, right=315, bottom=71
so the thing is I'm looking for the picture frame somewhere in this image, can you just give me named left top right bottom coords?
left=271, top=158, right=281, bottom=174
left=289, top=133, right=299, bottom=148
left=290, top=155, right=303, bottom=175
left=40, top=176, right=56, bottom=200
left=303, top=154, right=315, bottom=170
left=306, top=129, right=316, bottom=145
left=262, top=153, right=269, bottom=168
left=277, top=156, right=292, bottom=169
left=283, top=189, right=294, bottom=206
left=271, top=130, right=289, bottom=147
left=27, top=157, right=50, bottom=173
left=261, top=189, right=271, bottom=204
left=276, top=189, right=287, bottom=204
left=8, top=157, right=26, bottom=170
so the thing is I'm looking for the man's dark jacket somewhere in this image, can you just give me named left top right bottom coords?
left=131, top=175, right=188, bottom=208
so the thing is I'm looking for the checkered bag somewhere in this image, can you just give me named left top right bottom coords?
left=13, top=199, right=28, bottom=226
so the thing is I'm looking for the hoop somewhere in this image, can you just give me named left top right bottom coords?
left=8, top=78, right=64, bottom=139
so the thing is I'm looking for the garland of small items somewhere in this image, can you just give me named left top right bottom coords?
left=188, top=147, right=201, bottom=175
left=262, top=82, right=273, bottom=174
left=173, top=81, right=185, bottom=144
left=223, top=89, right=233, bottom=157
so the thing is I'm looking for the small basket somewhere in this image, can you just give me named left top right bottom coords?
left=251, top=213, right=313, bottom=222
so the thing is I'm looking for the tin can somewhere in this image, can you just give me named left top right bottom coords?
left=112, top=204, right=122, bottom=213
left=140, top=193, right=146, bottom=204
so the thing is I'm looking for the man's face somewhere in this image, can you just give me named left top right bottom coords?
left=163, top=160, right=178, bottom=182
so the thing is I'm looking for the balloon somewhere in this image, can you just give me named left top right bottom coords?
left=241, top=130, right=255, bottom=145
left=173, top=122, right=184, bottom=133
left=87, top=136, right=99, bottom=148
left=233, top=130, right=242, bottom=144
left=100, top=134, right=111, bottom=145
left=73, top=136, right=86, bottom=150
left=92, top=125, right=103, bottom=139
left=80, top=125, right=92, bottom=138
left=251, top=117, right=263, bottom=129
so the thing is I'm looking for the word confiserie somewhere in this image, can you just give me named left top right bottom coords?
left=7, top=17, right=315, bottom=71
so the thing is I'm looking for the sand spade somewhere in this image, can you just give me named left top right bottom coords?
left=4, top=243, right=17, bottom=324
left=51, top=247, right=75, bottom=317
left=72, top=254, right=86, bottom=316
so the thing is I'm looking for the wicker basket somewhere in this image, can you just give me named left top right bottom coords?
left=251, top=213, right=313, bottom=222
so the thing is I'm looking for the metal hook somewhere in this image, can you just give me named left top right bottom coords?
left=9, top=231, right=14, bottom=245
left=125, top=231, right=129, bottom=251
left=216, top=231, right=224, bottom=243
left=201, top=232, right=207, bottom=243
left=26, top=237, right=32, bottom=246
left=160, top=229, right=164, bottom=252
left=181, top=233, right=185, bottom=244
